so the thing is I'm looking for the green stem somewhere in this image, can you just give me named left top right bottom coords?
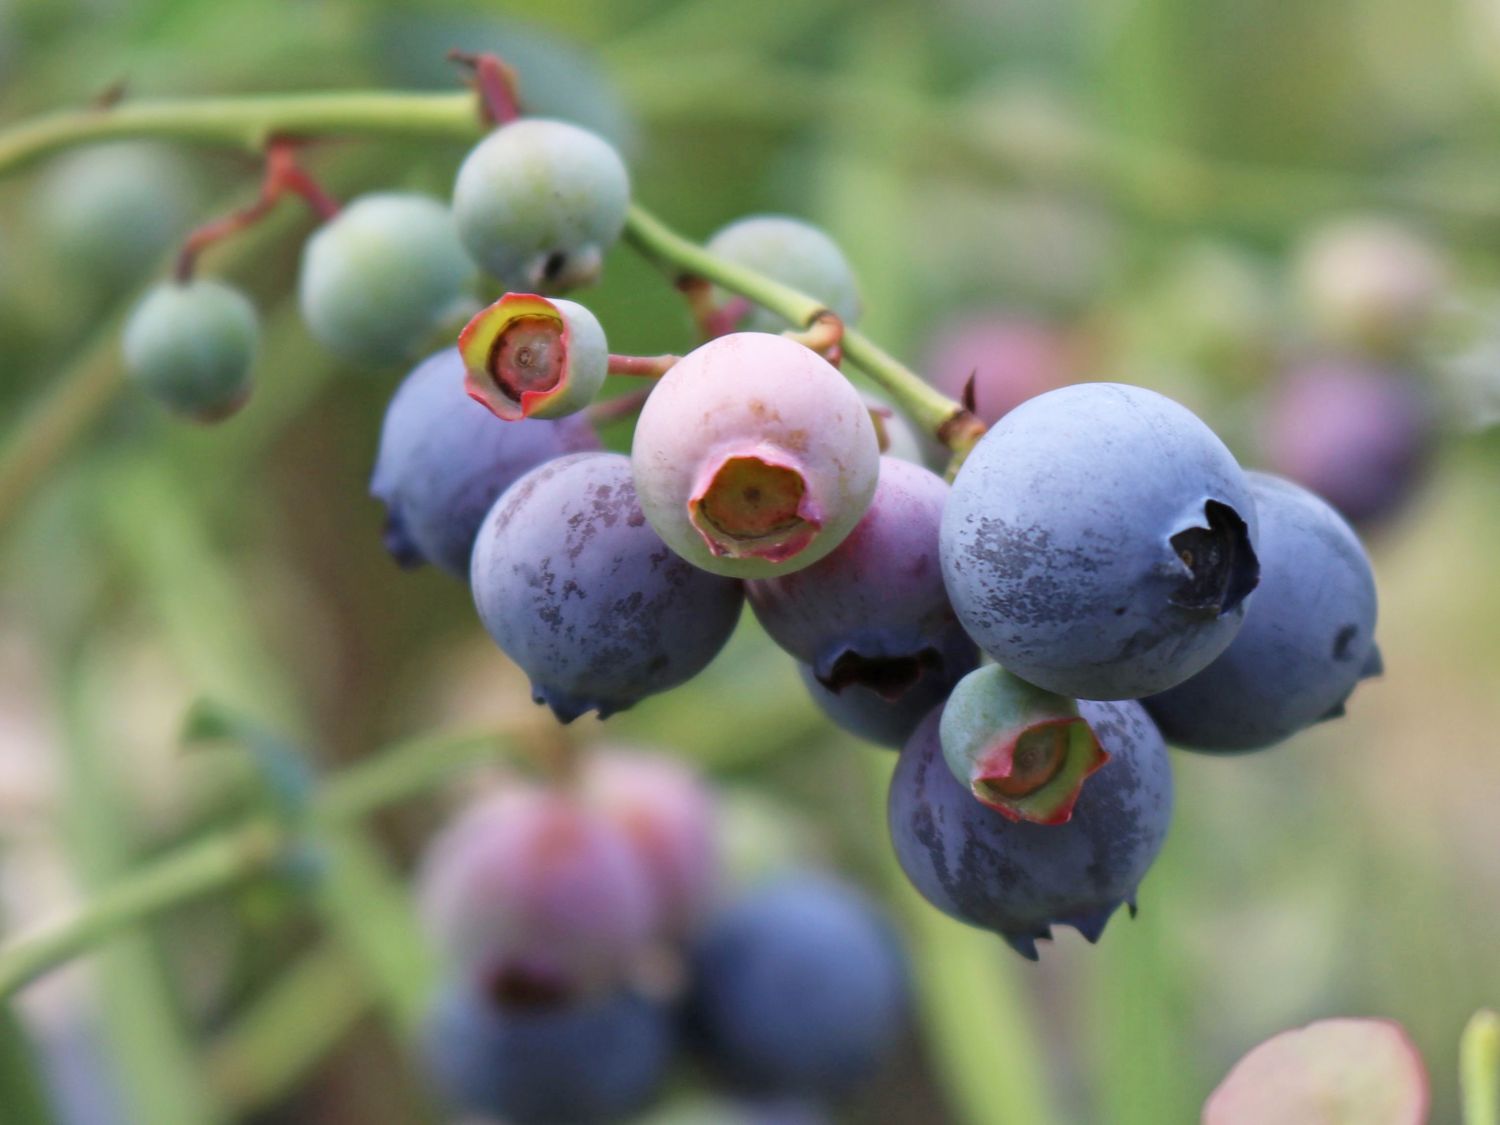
left=0, top=330, right=124, bottom=536
left=1463, top=1009, right=1500, bottom=1125
left=0, top=1006, right=59, bottom=1125
left=0, top=727, right=513, bottom=1003
left=203, top=943, right=369, bottom=1114
left=0, top=823, right=284, bottom=1001
left=0, top=92, right=477, bottom=173
left=622, top=203, right=968, bottom=441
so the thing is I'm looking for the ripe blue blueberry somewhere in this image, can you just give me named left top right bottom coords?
left=423, top=980, right=674, bottom=1125
left=686, top=873, right=909, bottom=1097
left=122, top=279, right=258, bottom=421
left=452, top=118, right=630, bottom=291
left=941, top=382, right=1260, bottom=700
left=748, top=457, right=961, bottom=699
left=798, top=623, right=978, bottom=751
left=371, top=347, right=599, bottom=577
left=889, top=700, right=1173, bottom=959
left=297, top=193, right=474, bottom=367
left=471, top=452, right=745, bottom=722
left=1144, top=472, right=1381, bottom=752
left=705, top=215, right=861, bottom=333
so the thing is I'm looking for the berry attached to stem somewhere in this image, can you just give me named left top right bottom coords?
left=939, top=665, right=1108, bottom=825
left=459, top=293, right=608, bottom=420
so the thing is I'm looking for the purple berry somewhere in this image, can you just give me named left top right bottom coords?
left=748, top=457, right=958, bottom=699
left=941, top=382, right=1260, bottom=700
left=1258, top=360, right=1431, bottom=527
left=459, top=292, right=609, bottom=421
left=471, top=452, right=744, bottom=721
left=924, top=313, right=1071, bottom=425
left=581, top=749, right=720, bottom=937
left=370, top=347, right=599, bottom=577
left=416, top=782, right=656, bottom=999
left=1144, top=473, right=1380, bottom=752
left=423, top=980, right=674, bottom=1125
left=889, top=701, right=1173, bottom=959
left=687, top=874, right=909, bottom=1097
left=798, top=622, right=978, bottom=751
left=631, top=333, right=879, bottom=579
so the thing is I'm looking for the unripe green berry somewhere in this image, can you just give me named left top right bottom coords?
left=297, top=193, right=474, bottom=367
left=705, top=215, right=861, bottom=333
left=122, top=279, right=258, bottom=422
left=452, top=118, right=630, bottom=292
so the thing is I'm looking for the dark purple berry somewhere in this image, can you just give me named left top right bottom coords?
left=471, top=452, right=744, bottom=721
left=687, top=874, right=909, bottom=1097
left=423, top=980, right=674, bottom=1125
left=1258, top=360, right=1431, bottom=528
left=747, top=457, right=958, bottom=700
left=797, top=623, right=978, bottom=750
left=1144, top=472, right=1380, bottom=752
left=370, top=348, right=599, bottom=577
left=888, top=701, right=1172, bottom=959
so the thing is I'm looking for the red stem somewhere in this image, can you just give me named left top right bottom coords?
left=607, top=354, right=678, bottom=378
left=175, top=140, right=341, bottom=281
left=449, top=51, right=523, bottom=126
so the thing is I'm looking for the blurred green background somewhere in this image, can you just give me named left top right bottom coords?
left=2, top=0, right=1500, bottom=1122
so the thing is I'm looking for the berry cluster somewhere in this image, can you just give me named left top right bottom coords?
left=417, top=751, right=909, bottom=1123
left=102, top=50, right=1388, bottom=1119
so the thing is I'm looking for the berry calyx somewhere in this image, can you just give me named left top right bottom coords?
left=939, top=665, right=1108, bottom=825
left=460, top=292, right=607, bottom=420
left=690, top=449, right=821, bottom=562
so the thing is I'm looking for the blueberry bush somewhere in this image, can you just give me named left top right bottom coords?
left=1, top=3, right=1499, bottom=1124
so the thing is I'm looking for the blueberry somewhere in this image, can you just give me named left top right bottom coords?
left=415, top=781, right=657, bottom=998
left=939, top=664, right=1109, bottom=825
left=924, top=312, right=1071, bottom=425
left=748, top=457, right=961, bottom=699
left=1143, top=472, right=1380, bottom=752
left=297, top=192, right=474, bottom=367
left=888, top=701, right=1173, bottom=959
left=371, top=347, right=600, bottom=577
left=687, top=874, right=909, bottom=1097
left=458, top=292, right=609, bottom=420
left=423, top=979, right=674, bottom=1125
left=1258, top=360, right=1431, bottom=528
left=704, top=215, right=861, bottom=333
left=452, top=118, right=630, bottom=291
left=941, top=382, right=1260, bottom=700
left=122, top=279, right=258, bottom=422
left=863, top=393, right=929, bottom=466
left=35, top=142, right=196, bottom=288
left=581, top=749, right=719, bottom=937
left=631, top=333, right=880, bottom=579
left=798, top=623, right=978, bottom=750
left=471, top=452, right=745, bottom=721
